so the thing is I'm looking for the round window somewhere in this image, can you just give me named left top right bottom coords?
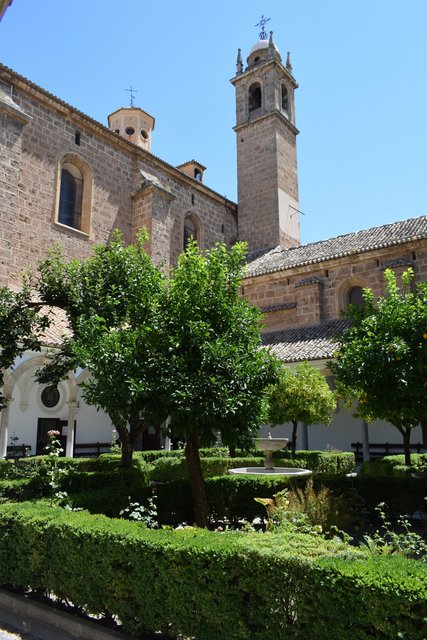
left=141, top=129, right=149, bottom=140
left=41, top=385, right=60, bottom=408
left=114, top=128, right=120, bottom=134
left=125, top=127, right=135, bottom=136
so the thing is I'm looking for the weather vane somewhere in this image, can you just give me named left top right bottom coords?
left=255, top=14, right=271, bottom=40
left=125, top=86, right=138, bottom=107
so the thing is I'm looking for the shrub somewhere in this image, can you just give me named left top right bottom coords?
left=0, top=501, right=424, bottom=640
left=149, top=450, right=354, bottom=483
left=361, top=453, right=427, bottom=478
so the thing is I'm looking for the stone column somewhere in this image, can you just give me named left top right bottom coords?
left=362, top=421, right=370, bottom=462
left=301, top=423, right=309, bottom=450
left=65, top=401, right=79, bottom=457
left=0, top=400, right=11, bottom=459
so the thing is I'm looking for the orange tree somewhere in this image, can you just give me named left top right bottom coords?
left=330, top=268, right=427, bottom=465
left=0, top=282, right=48, bottom=410
left=267, top=362, right=336, bottom=457
left=159, top=241, right=280, bottom=527
left=37, top=230, right=167, bottom=467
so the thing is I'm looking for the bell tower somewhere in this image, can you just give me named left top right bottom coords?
left=231, top=29, right=300, bottom=253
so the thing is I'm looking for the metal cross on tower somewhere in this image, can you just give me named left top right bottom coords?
left=255, top=14, right=271, bottom=40
left=125, top=86, right=138, bottom=107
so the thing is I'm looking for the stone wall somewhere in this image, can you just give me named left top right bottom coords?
left=0, top=66, right=237, bottom=286
left=243, top=241, right=427, bottom=331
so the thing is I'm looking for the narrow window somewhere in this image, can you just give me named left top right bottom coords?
left=58, top=162, right=84, bottom=230
left=184, top=216, right=198, bottom=249
left=281, top=85, right=289, bottom=113
left=191, top=194, right=195, bottom=205
left=249, top=82, right=262, bottom=111
left=75, top=131, right=81, bottom=146
left=55, top=156, right=92, bottom=234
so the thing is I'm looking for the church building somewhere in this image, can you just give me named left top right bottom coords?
left=0, top=23, right=426, bottom=459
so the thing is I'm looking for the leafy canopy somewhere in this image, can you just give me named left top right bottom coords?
left=267, top=361, right=336, bottom=429
left=160, top=240, right=280, bottom=448
left=37, top=230, right=167, bottom=462
left=0, top=281, right=48, bottom=410
left=330, top=268, right=427, bottom=435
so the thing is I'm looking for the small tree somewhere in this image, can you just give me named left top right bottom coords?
left=160, top=241, right=279, bottom=526
left=0, top=281, right=48, bottom=410
left=267, top=361, right=336, bottom=456
left=37, top=230, right=167, bottom=466
left=330, top=268, right=427, bottom=465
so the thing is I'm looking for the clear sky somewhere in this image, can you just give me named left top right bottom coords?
left=1, top=0, right=426, bottom=245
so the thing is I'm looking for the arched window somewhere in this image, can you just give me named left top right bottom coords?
left=249, top=82, right=262, bottom=111
left=194, top=168, right=202, bottom=182
left=348, top=286, right=364, bottom=306
left=281, top=84, right=289, bottom=113
left=55, top=155, right=92, bottom=234
left=184, top=215, right=198, bottom=249
left=58, top=163, right=83, bottom=229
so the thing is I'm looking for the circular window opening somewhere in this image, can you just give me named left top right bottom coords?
left=41, top=385, right=60, bottom=408
left=114, top=129, right=120, bottom=134
left=125, top=127, right=135, bottom=136
left=141, top=129, right=149, bottom=140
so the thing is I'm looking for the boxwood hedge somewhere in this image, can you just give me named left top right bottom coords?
left=0, top=502, right=425, bottom=640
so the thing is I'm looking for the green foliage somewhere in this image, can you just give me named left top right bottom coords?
left=0, top=281, right=49, bottom=409
left=274, top=450, right=355, bottom=474
left=361, top=502, right=427, bottom=561
left=267, top=361, right=336, bottom=431
left=361, top=454, right=427, bottom=477
left=331, top=268, right=427, bottom=462
left=119, top=495, right=158, bottom=528
left=149, top=450, right=354, bottom=483
left=37, top=230, right=168, bottom=465
left=161, top=240, right=280, bottom=448
left=0, top=502, right=424, bottom=640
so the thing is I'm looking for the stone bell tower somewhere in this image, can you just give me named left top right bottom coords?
left=231, top=29, right=300, bottom=253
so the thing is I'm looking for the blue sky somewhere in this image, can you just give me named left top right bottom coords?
left=1, top=0, right=426, bottom=245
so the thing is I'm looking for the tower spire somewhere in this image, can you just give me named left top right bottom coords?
left=255, top=14, right=270, bottom=40
left=125, top=86, right=138, bottom=108
left=236, top=48, right=243, bottom=74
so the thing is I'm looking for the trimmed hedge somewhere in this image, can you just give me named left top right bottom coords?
left=361, top=454, right=427, bottom=478
left=0, top=502, right=425, bottom=640
left=150, top=450, right=355, bottom=483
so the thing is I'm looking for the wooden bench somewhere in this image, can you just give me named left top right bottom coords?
left=6, top=444, right=31, bottom=459
left=351, top=441, right=425, bottom=462
left=73, top=442, right=111, bottom=458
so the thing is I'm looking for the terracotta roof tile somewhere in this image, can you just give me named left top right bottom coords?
left=262, top=319, right=350, bottom=363
left=247, top=215, right=427, bottom=277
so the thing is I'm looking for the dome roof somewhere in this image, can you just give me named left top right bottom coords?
left=248, top=38, right=280, bottom=56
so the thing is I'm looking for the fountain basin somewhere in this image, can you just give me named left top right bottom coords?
left=254, top=436, right=289, bottom=469
left=254, top=437, right=289, bottom=452
left=228, top=467, right=312, bottom=477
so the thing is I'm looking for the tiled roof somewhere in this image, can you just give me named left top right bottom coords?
left=39, top=307, right=71, bottom=347
left=247, top=216, right=427, bottom=277
left=262, top=319, right=350, bottom=363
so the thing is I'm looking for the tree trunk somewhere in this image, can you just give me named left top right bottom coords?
left=402, top=427, right=412, bottom=467
left=113, top=424, right=133, bottom=468
left=420, top=418, right=427, bottom=451
left=185, top=432, right=209, bottom=528
left=291, top=421, right=298, bottom=459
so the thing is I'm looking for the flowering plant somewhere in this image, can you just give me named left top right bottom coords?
left=45, top=430, right=67, bottom=504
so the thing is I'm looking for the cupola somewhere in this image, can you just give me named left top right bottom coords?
left=108, top=106, right=155, bottom=152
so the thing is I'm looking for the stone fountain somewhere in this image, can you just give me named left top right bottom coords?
left=228, top=432, right=312, bottom=477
